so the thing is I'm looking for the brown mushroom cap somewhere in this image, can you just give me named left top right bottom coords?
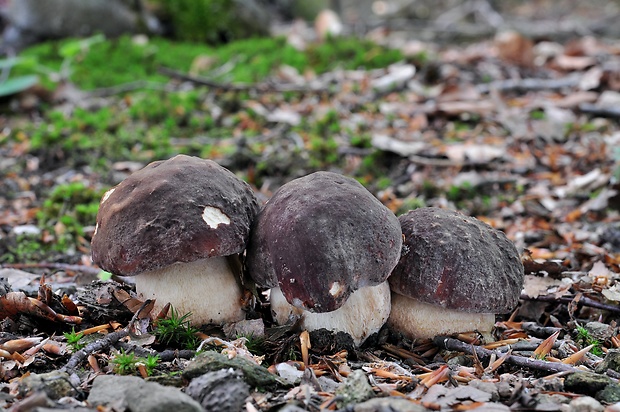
left=91, top=155, right=259, bottom=276
left=246, top=171, right=402, bottom=313
left=389, top=207, right=524, bottom=313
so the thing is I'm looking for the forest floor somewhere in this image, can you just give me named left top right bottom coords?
left=1, top=5, right=620, bottom=411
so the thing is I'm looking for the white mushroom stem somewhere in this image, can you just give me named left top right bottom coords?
left=269, top=281, right=391, bottom=347
left=388, top=292, right=496, bottom=340
left=135, top=256, right=245, bottom=326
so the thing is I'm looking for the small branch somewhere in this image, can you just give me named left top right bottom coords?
left=477, top=74, right=581, bottom=94
left=87, top=80, right=174, bottom=97
left=434, top=336, right=584, bottom=375
left=158, top=66, right=327, bottom=94
left=579, top=103, right=620, bottom=119
left=520, top=294, right=620, bottom=314
left=62, top=329, right=129, bottom=374
left=116, top=341, right=195, bottom=361
left=521, top=322, right=564, bottom=339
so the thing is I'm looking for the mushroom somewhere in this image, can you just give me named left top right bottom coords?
left=246, top=171, right=402, bottom=346
left=91, top=155, right=259, bottom=325
left=388, top=207, right=524, bottom=340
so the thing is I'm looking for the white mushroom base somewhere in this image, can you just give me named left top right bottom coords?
left=135, top=256, right=245, bottom=326
left=269, top=281, right=391, bottom=347
left=388, top=292, right=496, bottom=340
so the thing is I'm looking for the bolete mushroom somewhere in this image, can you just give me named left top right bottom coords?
left=246, top=171, right=402, bottom=346
left=91, top=155, right=259, bottom=325
left=388, top=207, right=524, bottom=340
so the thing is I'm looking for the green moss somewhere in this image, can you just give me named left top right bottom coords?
left=16, top=34, right=403, bottom=91
left=306, top=37, right=403, bottom=73
left=153, top=0, right=261, bottom=44
left=36, top=182, right=107, bottom=253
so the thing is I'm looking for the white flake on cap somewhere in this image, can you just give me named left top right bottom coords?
left=329, top=281, right=344, bottom=297
left=202, top=206, right=231, bottom=229
left=101, top=188, right=115, bottom=204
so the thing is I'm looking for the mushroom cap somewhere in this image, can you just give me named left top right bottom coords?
left=246, top=171, right=402, bottom=313
left=389, top=207, right=524, bottom=314
left=91, top=155, right=259, bottom=276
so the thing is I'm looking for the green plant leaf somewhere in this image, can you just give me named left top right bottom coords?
left=0, top=56, right=37, bottom=69
left=0, top=75, right=39, bottom=97
left=59, top=34, right=105, bottom=59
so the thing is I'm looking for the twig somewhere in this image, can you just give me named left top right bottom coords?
left=477, top=74, right=581, bottom=94
left=579, top=103, right=620, bottom=119
left=521, top=322, right=564, bottom=339
left=158, top=66, right=327, bottom=94
left=407, top=154, right=464, bottom=167
left=62, top=329, right=129, bottom=373
left=434, top=336, right=585, bottom=375
left=520, top=294, right=620, bottom=314
left=87, top=80, right=174, bottom=97
left=1, top=262, right=102, bottom=277
left=116, top=341, right=195, bottom=361
left=491, top=339, right=561, bottom=353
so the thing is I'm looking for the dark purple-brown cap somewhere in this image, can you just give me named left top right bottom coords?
left=389, top=207, right=524, bottom=313
left=246, top=171, right=402, bottom=313
left=91, top=155, right=259, bottom=276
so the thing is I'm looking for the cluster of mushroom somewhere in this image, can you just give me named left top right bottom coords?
left=90, top=155, right=525, bottom=346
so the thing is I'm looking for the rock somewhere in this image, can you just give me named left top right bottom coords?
left=584, top=321, right=616, bottom=341
left=18, top=371, right=77, bottom=400
left=87, top=375, right=202, bottom=412
left=278, top=404, right=307, bottom=412
left=564, top=372, right=613, bottom=397
left=0, top=0, right=159, bottom=51
left=596, top=384, right=620, bottom=404
left=185, top=368, right=249, bottom=412
left=497, top=374, right=518, bottom=399
left=468, top=380, right=500, bottom=402
left=467, top=403, right=511, bottom=411
left=182, top=350, right=286, bottom=389
left=223, top=318, right=265, bottom=340
left=567, top=396, right=604, bottom=412
left=595, top=349, right=620, bottom=374
left=335, top=370, right=374, bottom=408
left=352, top=397, right=430, bottom=411
left=420, top=384, right=494, bottom=410
left=275, top=362, right=305, bottom=385
left=535, top=393, right=571, bottom=409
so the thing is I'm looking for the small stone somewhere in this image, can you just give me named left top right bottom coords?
left=467, top=403, right=511, bottom=411
left=535, top=393, right=571, bottom=409
left=185, top=368, right=249, bottom=412
left=275, top=362, right=304, bottom=385
left=595, top=349, right=620, bottom=374
left=564, top=372, right=613, bottom=397
left=278, top=404, right=307, bottom=412
left=468, top=380, right=500, bottom=402
left=183, top=350, right=286, bottom=389
left=12, top=225, right=41, bottom=236
left=222, top=318, right=265, bottom=340
left=18, top=371, right=77, bottom=400
left=596, top=383, right=620, bottom=404
left=353, top=396, right=429, bottom=412
left=87, top=375, right=202, bottom=412
left=497, top=374, right=518, bottom=399
left=335, top=370, right=374, bottom=408
left=446, top=355, right=473, bottom=367
left=584, top=321, right=616, bottom=341
left=567, top=396, right=604, bottom=412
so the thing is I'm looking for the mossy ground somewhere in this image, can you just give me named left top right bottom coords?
left=0, top=34, right=406, bottom=262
